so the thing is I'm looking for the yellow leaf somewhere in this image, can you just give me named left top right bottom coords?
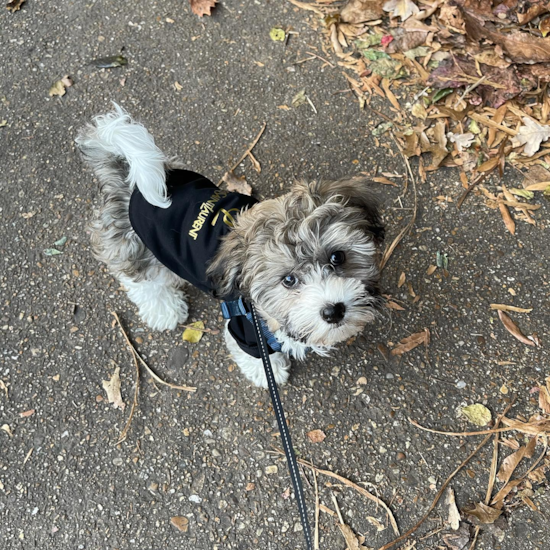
left=461, top=404, right=491, bottom=426
left=182, top=321, right=205, bottom=343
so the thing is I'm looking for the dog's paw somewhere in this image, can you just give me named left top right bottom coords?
left=268, top=352, right=291, bottom=387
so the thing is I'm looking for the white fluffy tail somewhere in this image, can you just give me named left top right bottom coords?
left=77, top=103, right=171, bottom=208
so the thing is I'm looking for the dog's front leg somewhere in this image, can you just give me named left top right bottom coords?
left=224, top=324, right=290, bottom=388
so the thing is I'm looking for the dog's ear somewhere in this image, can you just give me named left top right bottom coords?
left=207, top=232, right=247, bottom=300
left=294, top=178, right=385, bottom=243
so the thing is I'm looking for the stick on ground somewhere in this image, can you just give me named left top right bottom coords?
left=112, top=312, right=196, bottom=392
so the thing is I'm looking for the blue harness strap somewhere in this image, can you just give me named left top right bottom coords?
left=221, top=298, right=282, bottom=353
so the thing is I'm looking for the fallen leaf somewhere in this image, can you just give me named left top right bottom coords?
left=464, top=502, right=502, bottom=524
left=498, top=202, right=515, bottom=235
left=446, top=487, right=461, bottom=530
left=43, top=248, right=63, bottom=256
left=426, top=265, right=437, bottom=275
left=170, top=516, right=189, bottom=532
left=222, top=171, right=252, bottom=196
left=182, top=321, right=205, bottom=343
left=338, top=522, right=363, bottom=550
left=307, top=429, right=326, bottom=443
left=497, top=446, right=527, bottom=485
left=49, top=76, right=72, bottom=98
left=391, top=329, right=429, bottom=355
left=498, top=310, right=537, bottom=347
left=463, top=9, right=550, bottom=64
left=6, top=0, right=25, bottom=11
left=340, top=0, right=384, bottom=24
left=490, top=304, right=532, bottom=313
left=292, top=89, right=307, bottom=107
left=0, top=120, right=6, bottom=127
left=269, top=27, right=286, bottom=41
left=512, top=117, right=550, bottom=157
left=365, top=516, right=386, bottom=531
left=1, top=424, right=13, bottom=437
left=372, top=176, right=398, bottom=186
left=189, top=0, right=217, bottom=17
left=174, top=81, right=183, bottom=91
left=19, top=409, right=35, bottom=418
left=461, top=404, right=492, bottom=426
left=383, top=0, right=419, bottom=22
left=538, top=378, right=550, bottom=414
left=386, top=28, right=428, bottom=54
left=386, top=300, right=405, bottom=311
left=447, top=132, right=475, bottom=153
left=510, top=188, right=534, bottom=200
left=102, top=367, right=125, bottom=410
left=91, top=55, right=128, bottom=69
left=397, top=272, right=406, bottom=287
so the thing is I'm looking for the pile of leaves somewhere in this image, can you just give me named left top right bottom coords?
left=290, top=0, right=550, bottom=233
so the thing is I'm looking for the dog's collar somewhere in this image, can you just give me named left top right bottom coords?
left=221, top=298, right=282, bottom=353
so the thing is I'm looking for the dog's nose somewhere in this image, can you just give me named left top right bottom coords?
left=321, top=302, right=346, bottom=324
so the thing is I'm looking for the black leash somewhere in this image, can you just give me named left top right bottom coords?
left=249, top=303, right=314, bottom=550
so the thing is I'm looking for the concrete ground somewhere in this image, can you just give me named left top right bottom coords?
left=1, top=1, right=549, bottom=549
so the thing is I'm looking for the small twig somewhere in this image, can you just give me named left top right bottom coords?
left=380, top=136, right=417, bottom=271
left=305, top=51, right=335, bottom=68
left=111, top=312, right=196, bottom=392
left=288, top=0, right=325, bottom=16
left=306, top=96, right=318, bottom=114
left=454, top=75, right=487, bottom=107
left=272, top=448, right=399, bottom=536
left=219, top=123, right=267, bottom=185
left=457, top=173, right=487, bottom=209
left=313, top=469, right=320, bottom=550
left=115, top=342, right=139, bottom=445
left=332, top=493, right=345, bottom=524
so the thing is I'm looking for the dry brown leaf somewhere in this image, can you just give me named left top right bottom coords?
left=497, top=446, right=526, bottom=485
left=170, top=516, right=189, bottom=532
left=490, top=304, right=532, bottom=313
left=102, top=366, right=125, bottom=410
left=426, top=264, right=437, bottom=275
left=478, top=156, right=500, bottom=173
left=19, top=409, right=35, bottom=418
left=1, top=424, right=13, bottom=437
left=463, top=10, right=550, bottom=64
left=397, top=272, right=406, bottom=288
left=338, top=522, right=363, bottom=550
left=501, top=416, right=550, bottom=436
left=386, top=300, right=405, bottom=311
left=222, top=171, right=252, bottom=195
left=464, top=502, right=502, bottom=524
left=373, top=176, right=399, bottom=186
left=525, top=181, right=550, bottom=191
left=307, top=429, right=327, bottom=443
left=446, top=487, right=461, bottom=530
left=340, top=0, right=384, bottom=24
left=498, top=202, right=515, bottom=235
left=189, top=0, right=217, bottom=17
left=6, top=0, right=25, bottom=11
left=391, top=329, right=430, bottom=356
left=498, top=310, right=537, bottom=347
left=539, top=378, right=550, bottom=414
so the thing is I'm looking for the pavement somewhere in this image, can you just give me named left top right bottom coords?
left=1, top=1, right=549, bottom=549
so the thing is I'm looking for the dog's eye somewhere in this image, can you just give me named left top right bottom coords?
left=282, top=274, right=299, bottom=288
left=330, top=251, right=346, bottom=266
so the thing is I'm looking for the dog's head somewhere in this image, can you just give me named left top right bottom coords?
left=208, top=178, right=385, bottom=352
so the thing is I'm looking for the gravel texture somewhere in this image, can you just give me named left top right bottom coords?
left=1, top=1, right=549, bottom=549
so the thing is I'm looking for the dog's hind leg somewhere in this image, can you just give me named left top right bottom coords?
left=119, top=269, right=189, bottom=331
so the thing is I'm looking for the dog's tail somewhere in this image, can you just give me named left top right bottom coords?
left=76, top=103, right=171, bottom=208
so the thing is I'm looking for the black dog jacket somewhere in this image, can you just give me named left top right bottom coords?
left=128, top=169, right=279, bottom=358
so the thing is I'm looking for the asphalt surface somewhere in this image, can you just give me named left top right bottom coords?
left=1, top=1, right=549, bottom=549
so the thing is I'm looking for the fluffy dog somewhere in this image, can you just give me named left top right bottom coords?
left=76, top=104, right=385, bottom=388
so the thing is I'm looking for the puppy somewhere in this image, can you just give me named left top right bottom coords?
left=76, top=104, right=385, bottom=388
